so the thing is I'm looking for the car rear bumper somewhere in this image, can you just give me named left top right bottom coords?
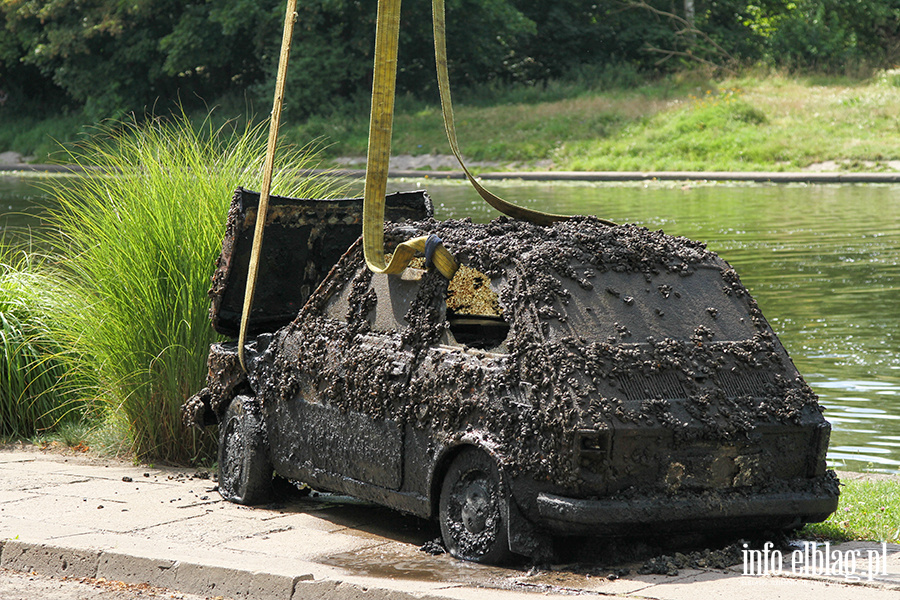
left=535, top=478, right=839, bottom=535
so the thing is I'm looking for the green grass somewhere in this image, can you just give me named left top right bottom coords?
left=8, top=70, right=900, bottom=171
left=281, top=70, right=900, bottom=172
left=802, top=475, right=900, bottom=543
left=41, top=110, right=344, bottom=463
left=556, top=74, right=900, bottom=171
left=0, top=246, right=85, bottom=438
left=0, top=114, right=90, bottom=163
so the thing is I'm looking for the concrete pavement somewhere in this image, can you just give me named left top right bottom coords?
left=1, top=446, right=898, bottom=600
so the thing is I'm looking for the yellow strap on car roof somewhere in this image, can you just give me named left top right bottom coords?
left=362, top=0, right=458, bottom=280
left=362, top=0, right=614, bottom=279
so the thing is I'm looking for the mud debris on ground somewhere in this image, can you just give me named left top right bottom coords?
left=637, top=544, right=745, bottom=576
left=419, top=538, right=448, bottom=555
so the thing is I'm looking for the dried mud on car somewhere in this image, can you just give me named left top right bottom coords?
left=185, top=202, right=837, bottom=561
left=253, top=216, right=831, bottom=490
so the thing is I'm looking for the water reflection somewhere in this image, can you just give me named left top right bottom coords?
left=3, top=175, right=900, bottom=472
left=0, top=173, right=64, bottom=236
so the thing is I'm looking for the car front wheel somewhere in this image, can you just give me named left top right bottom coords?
left=218, top=395, right=273, bottom=505
left=439, top=447, right=512, bottom=564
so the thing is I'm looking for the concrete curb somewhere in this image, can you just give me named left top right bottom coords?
left=308, top=168, right=900, bottom=183
left=6, top=163, right=900, bottom=183
left=478, top=170, right=900, bottom=184
left=0, top=538, right=444, bottom=600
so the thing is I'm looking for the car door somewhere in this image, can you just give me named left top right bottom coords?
left=270, top=264, right=426, bottom=492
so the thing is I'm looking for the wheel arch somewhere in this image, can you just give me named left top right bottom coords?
left=429, top=434, right=505, bottom=519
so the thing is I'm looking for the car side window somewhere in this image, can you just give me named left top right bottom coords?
left=445, top=264, right=510, bottom=352
left=322, top=259, right=510, bottom=351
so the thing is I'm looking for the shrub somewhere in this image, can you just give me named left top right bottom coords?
left=0, top=249, right=84, bottom=438
left=763, top=0, right=900, bottom=73
left=44, top=111, right=341, bottom=463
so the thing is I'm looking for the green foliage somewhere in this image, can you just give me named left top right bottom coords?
left=554, top=86, right=779, bottom=171
left=0, top=0, right=283, bottom=120
left=43, top=110, right=343, bottom=463
left=758, top=1, right=900, bottom=72
left=0, top=28, right=75, bottom=117
left=0, top=113, right=87, bottom=162
left=289, top=71, right=900, bottom=172
left=159, top=1, right=283, bottom=103
left=269, top=0, right=538, bottom=120
left=513, top=1, right=678, bottom=80
left=2, top=0, right=179, bottom=120
left=620, top=1, right=900, bottom=75
left=0, top=248, right=84, bottom=438
left=4, top=1, right=900, bottom=123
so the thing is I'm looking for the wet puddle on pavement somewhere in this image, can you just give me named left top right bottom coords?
left=320, top=545, right=516, bottom=584
left=307, top=493, right=741, bottom=592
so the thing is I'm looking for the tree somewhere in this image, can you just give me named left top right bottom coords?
left=2, top=0, right=182, bottom=118
left=0, top=18, right=72, bottom=115
left=4, top=0, right=900, bottom=122
left=159, top=0, right=284, bottom=102
left=762, top=0, right=900, bottom=71
left=273, top=0, right=537, bottom=119
left=0, top=0, right=283, bottom=119
left=1, top=0, right=539, bottom=120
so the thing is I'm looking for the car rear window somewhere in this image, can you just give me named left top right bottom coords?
left=543, top=264, right=761, bottom=344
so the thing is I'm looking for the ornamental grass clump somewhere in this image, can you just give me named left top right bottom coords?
left=0, top=248, right=84, bottom=438
left=45, top=112, right=340, bottom=463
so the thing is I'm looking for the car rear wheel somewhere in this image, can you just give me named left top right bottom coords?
left=439, top=447, right=512, bottom=564
left=218, top=395, right=273, bottom=505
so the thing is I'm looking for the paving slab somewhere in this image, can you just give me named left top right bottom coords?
left=628, top=569, right=899, bottom=600
left=1, top=447, right=898, bottom=600
left=0, top=514, right=98, bottom=541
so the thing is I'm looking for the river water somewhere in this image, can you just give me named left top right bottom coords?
left=3, top=173, right=899, bottom=473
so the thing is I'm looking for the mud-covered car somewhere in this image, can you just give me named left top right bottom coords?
left=184, top=187, right=839, bottom=564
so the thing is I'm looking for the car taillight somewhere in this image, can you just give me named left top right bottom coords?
left=576, top=429, right=611, bottom=473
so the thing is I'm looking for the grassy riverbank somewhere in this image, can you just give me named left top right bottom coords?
left=804, top=474, right=900, bottom=543
left=4, top=72, right=900, bottom=173
left=293, top=71, right=900, bottom=172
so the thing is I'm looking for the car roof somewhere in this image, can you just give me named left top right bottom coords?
left=377, top=216, right=763, bottom=345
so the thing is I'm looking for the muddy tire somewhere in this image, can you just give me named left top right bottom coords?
left=218, top=395, right=273, bottom=505
left=439, top=447, right=512, bottom=564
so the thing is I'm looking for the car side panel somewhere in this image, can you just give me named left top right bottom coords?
left=268, top=396, right=403, bottom=489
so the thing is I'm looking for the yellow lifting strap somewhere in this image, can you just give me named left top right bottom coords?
left=237, top=0, right=298, bottom=372
left=362, top=0, right=459, bottom=279
left=362, top=0, right=616, bottom=280
left=432, top=0, right=582, bottom=227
